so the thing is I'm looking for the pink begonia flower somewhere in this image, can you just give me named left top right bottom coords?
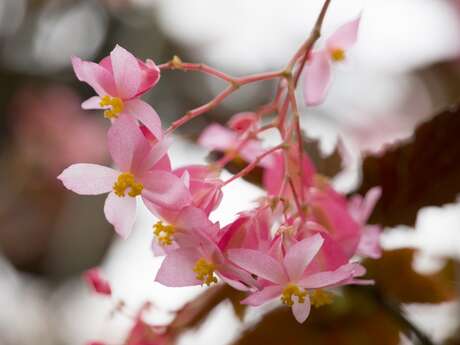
left=348, top=187, right=382, bottom=258
left=58, top=114, right=191, bottom=238
left=228, top=234, right=366, bottom=323
left=84, top=268, right=112, bottom=296
left=303, top=16, right=361, bottom=106
left=155, top=212, right=256, bottom=291
left=72, top=45, right=163, bottom=139
left=198, top=123, right=273, bottom=168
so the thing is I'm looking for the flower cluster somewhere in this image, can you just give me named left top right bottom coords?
left=59, top=13, right=381, bottom=324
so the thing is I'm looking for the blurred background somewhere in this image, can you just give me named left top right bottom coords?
left=1, top=0, right=460, bottom=344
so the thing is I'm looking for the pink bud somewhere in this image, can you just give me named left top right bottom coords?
left=84, top=268, right=112, bottom=296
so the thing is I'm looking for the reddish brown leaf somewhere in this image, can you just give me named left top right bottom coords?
left=364, top=248, right=457, bottom=304
left=356, top=105, right=460, bottom=227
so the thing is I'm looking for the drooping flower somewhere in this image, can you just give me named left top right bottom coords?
left=72, top=45, right=163, bottom=139
left=303, top=16, right=361, bottom=106
left=58, top=114, right=191, bottom=238
left=228, top=234, right=366, bottom=323
left=84, top=267, right=112, bottom=296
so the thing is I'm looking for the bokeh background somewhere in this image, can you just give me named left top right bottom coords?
left=1, top=0, right=460, bottom=344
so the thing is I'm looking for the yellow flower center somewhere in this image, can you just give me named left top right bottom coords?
left=310, top=289, right=334, bottom=308
left=113, top=172, right=143, bottom=197
left=193, top=258, right=218, bottom=286
left=153, top=221, right=175, bottom=246
left=99, top=95, right=124, bottom=119
left=281, top=284, right=307, bottom=306
left=330, top=48, right=346, bottom=62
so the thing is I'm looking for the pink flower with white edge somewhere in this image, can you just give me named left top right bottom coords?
left=228, top=234, right=366, bottom=323
left=72, top=45, right=163, bottom=139
left=84, top=268, right=112, bottom=296
left=303, top=16, right=361, bottom=106
left=58, top=114, right=191, bottom=239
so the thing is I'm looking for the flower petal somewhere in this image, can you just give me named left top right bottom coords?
left=58, top=164, right=118, bottom=195
left=292, top=296, right=311, bottom=323
left=154, top=248, right=201, bottom=287
left=298, top=263, right=364, bottom=289
left=71, top=57, right=116, bottom=96
left=141, top=171, right=192, bottom=210
left=107, top=114, right=150, bottom=173
left=303, top=51, right=332, bottom=106
left=227, top=249, right=286, bottom=284
left=82, top=96, right=103, bottom=110
left=123, top=99, right=163, bottom=140
left=283, top=234, right=324, bottom=281
left=326, top=16, right=361, bottom=51
left=104, top=192, right=137, bottom=239
left=110, top=45, right=142, bottom=99
left=241, top=285, right=283, bottom=306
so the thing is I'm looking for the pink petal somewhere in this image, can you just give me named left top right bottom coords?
left=137, top=136, right=172, bottom=173
left=71, top=57, right=116, bottom=96
left=292, top=297, right=311, bottom=323
left=136, top=58, right=161, bottom=97
left=154, top=248, right=201, bottom=287
left=123, top=99, right=163, bottom=140
left=303, top=51, right=332, bottom=106
left=357, top=225, right=382, bottom=259
left=141, top=171, right=192, bottom=210
left=107, top=114, right=150, bottom=173
left=241, top=285, right=283, bottom=306
left=326, top=16, right=361, bottom=51
left=227, top=112, right=257, bottom=132
left=82, top=96, right=103, bottom=110
left=83, top=268, right=112, bottom=296
left=58, top=164, right=118, bottom=195
left=283, top=234, right=324, bottom=281
left=110, top=45, right=142, bottom=100
left=104, top=192, right=137, bottom=239
left=298, top=263, right=364, bottom=289
left=198, top=123, right=237, bottom=151
left=227, top=249, right=286, bottom=284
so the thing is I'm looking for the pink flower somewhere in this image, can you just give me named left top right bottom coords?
left=228, top=234, right=365, bottom=323
left=84, top=268, right=112, bottom=296
left=227, top=112, right=258, bottom=133
left=58, top=114, right=191, bottom=238
left=303, top=16, right=361, bottom=106
left=154, top=210, right=256, bottom=290
left=72, top=45, right=163, bottom=139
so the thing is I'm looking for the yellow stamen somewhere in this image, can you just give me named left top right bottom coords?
left=193, top=258, right=218, bottom=286
left=153, top=221, right=175, bottom=246
left=310, top=289, right=334, bottom=308
left=99, top=95, right=124, bottom=119
left=330, top=48, right=346, bottom=62
left=281, top=284, right=307, bottom=307
left=113, top=172, right=143, bottom=197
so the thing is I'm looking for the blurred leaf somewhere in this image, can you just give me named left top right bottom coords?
left=303, top=133, right=343, bottom=178
left=231, top=289, right=401, bottom=345
left=365, top=248, right=457, bottom=304
left=356, top=105, right=460, bottom=227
